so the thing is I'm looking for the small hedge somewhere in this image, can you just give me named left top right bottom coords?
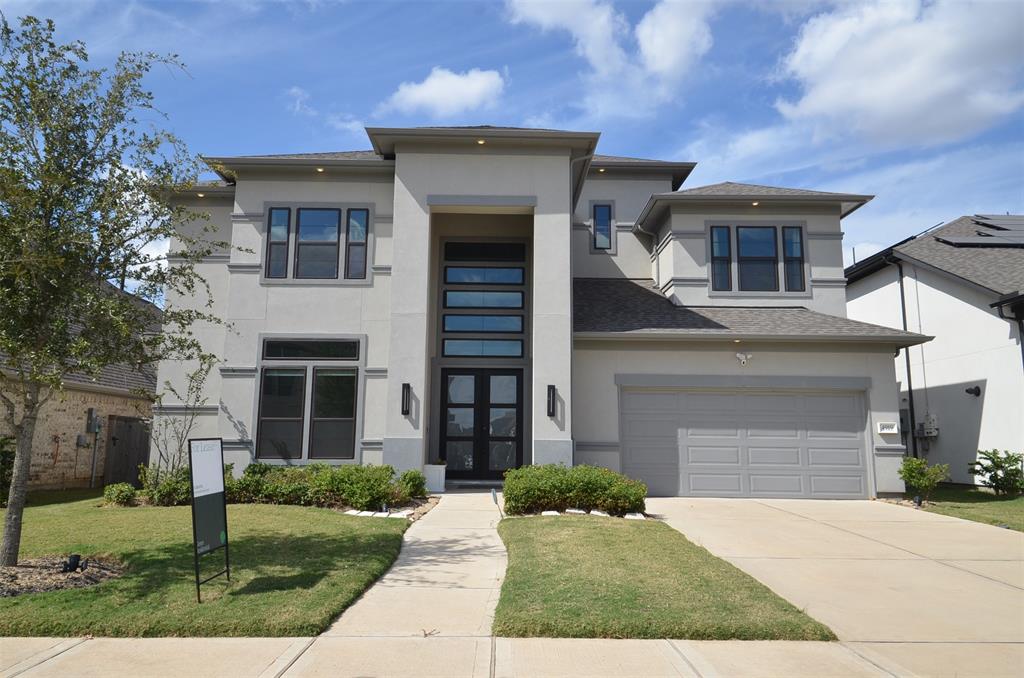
left=103, top=482, right=137, bottom=506
left=137, top=461, right=428, bottom=512
left=503, top=464, right=646, bottom=516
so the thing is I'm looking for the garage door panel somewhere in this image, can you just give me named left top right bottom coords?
left=621, top=391, right=679, bottom=412
left=620, top=387, right=868, bottom=499
left=808, top=447, right=863, bottom=467
left=686, top=473, right=743, bottom=494
left=749, top=474, right=804, bottom=495
left=810, top=475, right=865, bottom=496
left=687, top=445, right=741, bottom=464
left=748, top=446, right=802, bottom=466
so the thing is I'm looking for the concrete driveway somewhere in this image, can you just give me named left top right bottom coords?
left=647, top=497, right=1024, bottom=677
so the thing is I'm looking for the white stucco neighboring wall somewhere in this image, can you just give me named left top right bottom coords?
left=847, top=263, right=1024, bottom=483
left=571, top=339, right=908, bottom=496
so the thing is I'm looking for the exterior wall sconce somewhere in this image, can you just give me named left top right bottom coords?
left=547, top=385, right=557, bottom=418
left=965, top=386, right=981, bottom=397
left=401, top=383, right=411, bottom=415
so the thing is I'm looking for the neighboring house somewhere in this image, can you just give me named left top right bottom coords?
left=1, top=356, right=156, bottom=491
left=846, top=215, right=1024, bottom=484
left=157, top=125, right=928, bottom=499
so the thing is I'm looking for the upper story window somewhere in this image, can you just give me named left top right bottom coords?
left=709, top=225, right=807, bottom=294
left=592, top=204, right=613, bottom=250
left=263, top=205, right=371, bottom=282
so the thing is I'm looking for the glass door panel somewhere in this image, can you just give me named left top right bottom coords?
left=440, top=368, right=522, bottom=480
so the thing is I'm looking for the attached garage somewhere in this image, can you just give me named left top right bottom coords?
left=620, top=386, right=869, bottom=498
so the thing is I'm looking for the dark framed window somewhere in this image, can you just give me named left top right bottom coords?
left=265, top=208, right=290, bottom=278
left=256, top=368, right=306, bottom=460
left=345, top=208, right=368, bottom=279
left=783, top=227, right=805, bottom=292
left=443, top=315, right=523, bottom=333
left=444, top=241, right=526, bottom=262
left=263, top=339, right=359, bottom=361
left=308, top=368, right=357, bottom=459
left=737, top=226, right=779, bottom=291
left=445, top=267, right=524, bottom=285
left=443, top=339, right=523, bottom=357
left=295, top=208, right=341, bottom=279
left=444, top=290, right=523, bottom=309
left=710, top=226, right=731, bottom=291
left=593, top=204, right=612, bottom=250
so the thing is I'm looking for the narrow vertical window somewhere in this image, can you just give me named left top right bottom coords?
left=256, top=368, right=306, bottom=459
left=593, top=204, right=612, bottom=250
left=737, top=226, right=779, bottom=291
left=266, top=208, right=290, bottom=278
left=309, top=368, right=357, bottom=459
left=295, top=208, right=340, bottom=279
left=345, top=208, right=369, bottom=279
left=783, top=227, right=805, bottom=292
left=710, top=226, right=732, bottom=291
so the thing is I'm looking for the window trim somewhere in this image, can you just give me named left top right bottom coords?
left=265, top=207, right=291, bottom=279
left=782, top=226, right=806, bottom=292
left=710, top=225, right=732, bottom=292
left=258, top=201, right=376, bottom=287
left=704, top=221, right=811, bottom=298
left=344, top=208, right=369, bottom=280
left=253, top=333, right=367, bottom=465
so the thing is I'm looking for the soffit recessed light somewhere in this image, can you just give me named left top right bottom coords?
left=476, top=139, right=486, bottom=145
left=751, top=201, right=759, bottom=206
left=196, top=192, right=205, bottom=198
left=733, top=339, right=741, bottom=343
left=316, top=167, right=325, bottom=173
left=597, top=168, right=606, bottom=173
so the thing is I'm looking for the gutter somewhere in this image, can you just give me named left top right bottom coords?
left=572, top=331, right=930, bottom=348
left=990, top=292, right=1024, bottom=374
left=889, top=256, right=919, bottom=458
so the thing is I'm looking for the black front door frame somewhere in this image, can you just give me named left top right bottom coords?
left=440, top=367, right=524, bottom=481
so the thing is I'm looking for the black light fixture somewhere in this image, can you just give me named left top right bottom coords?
left=401, top=383, right=411, bottom=415
left=546, top=385, right=557, bottom=418
left=965, top=386, right=982, bottom=397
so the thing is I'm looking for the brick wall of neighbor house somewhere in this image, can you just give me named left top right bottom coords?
left=0, top=386, right=151, bottom=490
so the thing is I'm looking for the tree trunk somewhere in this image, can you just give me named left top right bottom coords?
left=1, top=407, right=39, bottom=566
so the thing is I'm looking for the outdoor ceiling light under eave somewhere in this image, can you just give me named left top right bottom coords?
left=196, top=192, right=205, bottom=198
left=476, top=139, right=486, bottom=145
left=598, top=168, right=606, bottom=173
left=751, top=201, right=759, bottom=206
left=316, top=167, right=325, bottom=173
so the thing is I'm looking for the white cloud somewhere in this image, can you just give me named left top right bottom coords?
left=379, top=67, right=505, bottom=118
left=505, top=0, right=719, bottom=120
left=776, top=0, right=1024, bottom=146
left=326, top=113, right=365, bottom=135
left=285, top=86, right=317, bottom=116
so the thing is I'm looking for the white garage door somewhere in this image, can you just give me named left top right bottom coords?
left=620, top=389, right=868, bottom=498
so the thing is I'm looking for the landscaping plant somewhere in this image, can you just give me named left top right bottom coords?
left=102, top=483, right=137, bottom=507
left=969, top=449, right=1024, bottom=496
left=0, top=16, right=229, bottom=565
left=503, top=464, right=646, bottom=515
left=898, top=456, right=950, bottom=502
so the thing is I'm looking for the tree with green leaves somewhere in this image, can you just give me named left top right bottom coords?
left=0, top=16, right=224, bottom=565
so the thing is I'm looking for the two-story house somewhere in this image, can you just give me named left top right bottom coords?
left=158, top=125, right=928, bottom=498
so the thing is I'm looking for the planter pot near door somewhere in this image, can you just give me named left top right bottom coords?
left=424, top=464, right=446, bottom=493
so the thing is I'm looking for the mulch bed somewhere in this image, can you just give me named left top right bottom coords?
left=0, top=556, right=124, bottom=598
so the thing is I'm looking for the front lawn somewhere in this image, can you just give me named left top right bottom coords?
left=493, top=516, right=835, bottom=640
left=0, top=491, right=407, bottom=636
left=921, top=486, right=1024, bottom=531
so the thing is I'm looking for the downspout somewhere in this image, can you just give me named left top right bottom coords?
left=889, top=256, right=919, bottom=458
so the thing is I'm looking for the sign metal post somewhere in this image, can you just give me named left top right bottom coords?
left=187, top=437, right=230, bottom=602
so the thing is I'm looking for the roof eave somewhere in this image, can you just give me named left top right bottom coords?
left=573, top=330, right=931, bottom=348
left=590, top=161, right=697, bottom=191
left=365, top=127, right=601, bottom=156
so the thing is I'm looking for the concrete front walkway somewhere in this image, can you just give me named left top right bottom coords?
left=647, top=497, right=1024, bottom=678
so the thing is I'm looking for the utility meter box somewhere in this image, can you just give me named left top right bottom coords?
left=916, top=413, right=939, bottom=438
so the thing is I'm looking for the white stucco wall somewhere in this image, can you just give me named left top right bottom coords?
left=847, top=263, right=1024, bottom=483
left=571, top=339, right=907, bottom=496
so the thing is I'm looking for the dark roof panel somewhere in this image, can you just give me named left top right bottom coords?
left=573, top=278, right=928, bottom=345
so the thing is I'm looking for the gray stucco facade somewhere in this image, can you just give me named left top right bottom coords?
left=154, top=126, right=928, bottom=497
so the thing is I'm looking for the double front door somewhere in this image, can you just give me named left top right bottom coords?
left=440, top=368, right=523, bottom=480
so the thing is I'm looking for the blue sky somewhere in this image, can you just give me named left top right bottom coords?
left=8, top=0, right=1024, bottom=264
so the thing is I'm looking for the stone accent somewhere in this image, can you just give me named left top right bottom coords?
left=0, top=385, right=151, bottom=490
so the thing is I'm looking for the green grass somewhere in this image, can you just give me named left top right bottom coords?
left=922, top=486, right=1024, bottom=531
left=0, top=491, right=407, bottom=636
left=493, top=516, right=835, bottom=640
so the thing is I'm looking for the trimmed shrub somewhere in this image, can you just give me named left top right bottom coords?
left=139, top=465, right=192, bottom=506
left=343, top=464, right=396, bottom=511
left=899, top=456, right=950, bottom=501
left=103, top=482, right=137, bottom=506
left=0, top=436, right=13, bottom=507
left=397, top=469, right=428, bottom=500
left=969, top=449, right=1024, bottom=496
left=503, top=464, right=646, bottom=516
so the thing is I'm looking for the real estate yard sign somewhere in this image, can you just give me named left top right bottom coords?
left=188, top=438, right=230, bottom=602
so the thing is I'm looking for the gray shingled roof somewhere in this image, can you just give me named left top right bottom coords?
left=211, top=149, right=384, bottom=161
left=672, top=181, right=868, bottom=199
left=573, top=278, right=928, bottom=345
left=894, top=215, right=1024, bottom=295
